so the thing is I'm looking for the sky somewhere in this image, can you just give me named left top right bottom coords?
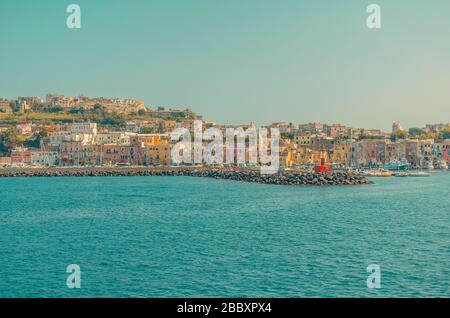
left=1, top=0, right=450, bottom=130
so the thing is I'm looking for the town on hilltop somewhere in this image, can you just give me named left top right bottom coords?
left=0, top=94, right=449, bottom=170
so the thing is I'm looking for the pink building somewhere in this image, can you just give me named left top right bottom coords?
left=364, top=140, right=387, bottom=165
left=11, top=147, right=32, bottom=164
left=386, top=142, right=406, bottom=162
left=102, top=142, right=144, bottom=165
left=404, top=140, right=421, bottom=166
left=60, top=141, right=101, bottom=166
left=443, top=140, right=450, bottom=164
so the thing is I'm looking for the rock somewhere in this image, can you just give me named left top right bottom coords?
left=0, top=167, right=373, bottom=186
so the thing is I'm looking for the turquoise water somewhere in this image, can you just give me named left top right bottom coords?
left=0, top=173, right=449, bottom=297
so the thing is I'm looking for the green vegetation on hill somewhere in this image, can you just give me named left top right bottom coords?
left=408, top=127, right=450, bottom=140
left=0, top=128, right=26, bottom=155
left=441, top=128, right=450, bottom=140
left=0, top=104, right=190, bottom=127
left=0, top=105, right=199, bottom=154
left=0, top=127, right=48, bottom=156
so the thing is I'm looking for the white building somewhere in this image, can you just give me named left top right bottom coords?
left=49, top=132, right=71, bottom=146
left=95, top=132, right=133, bottom=145
left=392, top=121, right=404, bottom=133
left=71, top=122, right=98, bottom=135
left=31, top=151, right=59, bottom=167
left=49, top=132, right=95, bottom=146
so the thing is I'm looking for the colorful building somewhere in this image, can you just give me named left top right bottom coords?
left=60, top=141, right=101, bottom=166
left=11, top=147, right=32, bottom=164
left=295, top=147, right=328, bottom=165
left=443, top=140, right=450, bottom=164
left=16, top=122, right=32, bottom=135
left=31, top=151, right=59, bottom=167
left=330, top=139, right=352, bottom=165
left=404, top=140, right=421, bottom=166
left=0, top=99, right=12, bottom=113
left=101, top=144, right=121, bottom=165
left=143, top=143, right=172, bottom=165
left=0, top=157, right=12, bottom=165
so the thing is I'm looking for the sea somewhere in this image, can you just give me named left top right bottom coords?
left=0, top=172, right=449, bottom=297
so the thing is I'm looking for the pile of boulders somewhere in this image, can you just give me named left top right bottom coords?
left=0, top=167, right=373, bottom=186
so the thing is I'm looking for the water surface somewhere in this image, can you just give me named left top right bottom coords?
left=0, top=173, right=449, bottom=297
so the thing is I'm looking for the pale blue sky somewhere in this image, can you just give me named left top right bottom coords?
left=1, top=0, right=449, bottom=130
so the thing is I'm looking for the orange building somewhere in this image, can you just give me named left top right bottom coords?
left=142, top=137, right=172, bottom=165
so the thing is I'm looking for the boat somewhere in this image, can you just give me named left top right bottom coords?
left=410, top=171, right=431, bottom=177
left=438, top=160, right=448, bottom=170
left=394, top=171, right=430, bottom=177
left=380, top=160, right=410, bottom=171
left=423, top=162, right=434, bottom=170
left=361, top=169, right=392, bottom=177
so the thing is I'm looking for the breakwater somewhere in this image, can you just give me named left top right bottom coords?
left=0, top=167, right=373, bottom=186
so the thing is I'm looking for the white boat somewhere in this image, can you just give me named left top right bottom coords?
left=361, top=169, right=392, bottom=177
left=380, top=160, right=410, bottom=171
left=438, top=160, right=448, bottom=170
left=395, top=171, right=430, bottom=177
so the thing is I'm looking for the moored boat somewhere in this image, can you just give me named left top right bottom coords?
left=394, top=171, right=430, bottom=177
left=380, top=160, right=410, bottom=171
left=438, top=160, right=448, bottom=170
left=362, top=169, right=392, bottom=177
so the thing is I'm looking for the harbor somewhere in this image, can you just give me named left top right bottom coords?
left=358, top=159, right=448, bottom=178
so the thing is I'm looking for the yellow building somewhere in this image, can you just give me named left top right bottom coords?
left=279, top=148, right=295, bottom=167
left=142, top=136, right=172, bottom=165
left=330, top=140, right=352, bottom=165
left=294, top=133, right=314, bottom=146
left=295, top=147, right=328, bottom=165
left=278, top=139, right=296, bottom=167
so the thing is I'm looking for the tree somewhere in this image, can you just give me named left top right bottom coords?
left=69, top=107, right=85, bottom=114
left=93, top=104, right=105, bottom=113
left=137, top=109, right=146, bottom=116
left=0, top=128, right=22, bottom=155
left=408, top=127, right=424, bottom=138
left=48, top=106, right=64, bottom=113
left=23, top=130, right=48, bottom=149
left=157, top=122, right=166, bottom=133
left=140, top=126, right=156, bottom=134
left=391, top=130, right=408, bottom=142
left=440, top=128, right=450, bottom=140
left=281, top=132, right=294, bottom=140
left=100, top=112, right=125, bottom=127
